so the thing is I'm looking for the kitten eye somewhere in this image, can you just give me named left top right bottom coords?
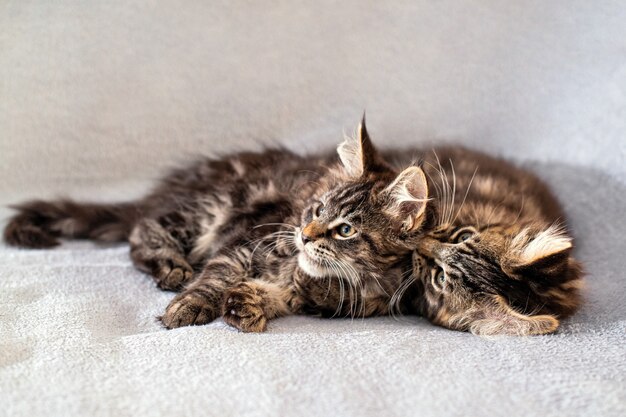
left=455, top=231, right=474, bottom=243
left=436, top=269, right=446, bottom=284
left=336, top=223, right=356, bottom=238
left=314, top=203, right=325, bottom=217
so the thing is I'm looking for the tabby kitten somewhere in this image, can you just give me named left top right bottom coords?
left=393, top=147, right=583, bottom=336
left=4, top=120, right=431, bottom=332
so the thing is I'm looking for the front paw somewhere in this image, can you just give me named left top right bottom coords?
left=154, top=256, right=194, bottom=291
left=222, top=283, right=268, bottom=333
left=160, top=292, right=217, bottom=329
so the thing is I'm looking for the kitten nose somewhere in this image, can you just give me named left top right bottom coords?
left=417, top=237, right=448, bottom=258
left=301, top=221, right=325, bottom=245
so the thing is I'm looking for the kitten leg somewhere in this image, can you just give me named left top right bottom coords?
left=160, top=247, right=251, bottom=328
left=222, top=281, right=295, bottom=333
left=129, top=219, right=194, bottom=291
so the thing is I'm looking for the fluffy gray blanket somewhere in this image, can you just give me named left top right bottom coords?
left=1, top=2, right=624, bottom=416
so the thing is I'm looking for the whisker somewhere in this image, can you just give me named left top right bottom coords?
left=323, top=274, right=332, bottom=301
left=484, top=200, right=505, bottom=227
left=369, top=273, right=389, bottom=297
left=253, top=222, right=298, bottom=230
left=350, top=265, right=368, bottom=319
left=342, top=260, right=365, bottom=319
left=390, top=269, right=416, bottom=320
left=425, top=154, right=452, bottom=228
left=510, top=193, right=526, bottom=225
left=336, top=268, right=346, bottom=318
left=297, top=169, right=323, bottom=178
left=342, top=261, right=361, bottom=319
left=451, top=166, right=478, bottom=225
left=335, top=260, right=357, bottom=319
left=432, top=151, right=451, bottom=226
left=423, top=166, right=444, bottom=227
left=325, top=259, right=345, bottom=318
left=449, top=158, right=457, bottom=225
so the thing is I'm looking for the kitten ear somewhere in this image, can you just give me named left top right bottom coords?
left=382, top=166, right=429, bottom=231
left=468, top=295, right=559, bottom=336
left=337, top=115, right=383, bottom=178
left=505, top=225, right=573, bottom=277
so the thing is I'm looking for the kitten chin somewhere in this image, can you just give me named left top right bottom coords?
left=297, top=252, right=332, bottom=278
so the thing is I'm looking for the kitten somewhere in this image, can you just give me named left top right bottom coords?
left=392, top=147, right=584, bottom=336
left=4, top=119, right=432, bottom=332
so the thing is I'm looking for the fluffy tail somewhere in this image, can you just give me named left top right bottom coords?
left=3, top=199, right=141, bottom=248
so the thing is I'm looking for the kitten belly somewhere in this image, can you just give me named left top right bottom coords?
left=188, top=197, right=233, bottom=263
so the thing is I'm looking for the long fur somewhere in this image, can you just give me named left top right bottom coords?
left=4, top=122, right=430, bottom=332
left=399, top=147, right=584, bottom=336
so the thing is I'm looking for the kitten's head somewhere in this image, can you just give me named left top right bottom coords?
left=295, top=118, right=431, bottom=281
left=410, top=222, right=583, bottom=336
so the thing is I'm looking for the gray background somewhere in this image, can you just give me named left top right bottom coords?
left=1, top=1, right=625, bottom=416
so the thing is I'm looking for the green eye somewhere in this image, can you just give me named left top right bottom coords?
left=436, top=269, right=446, bottom=284
left=314, top=203, right=325, bottom=217
left=455, top=231, right=474, bottom=243
left=336, top=223, right=356, bottom=238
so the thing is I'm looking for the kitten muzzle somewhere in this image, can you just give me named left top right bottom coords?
left=301, top=221, right=326, bottom=244
left=416, top=237, right=449, bottom=259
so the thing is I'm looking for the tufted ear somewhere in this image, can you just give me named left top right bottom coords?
left=337, top=116, right=384, bottom=178
left=505, top=225, right=573, bottom=278
left=382, top=166, right=429, bottom=231
left=467, top=295, right=559, bottom=336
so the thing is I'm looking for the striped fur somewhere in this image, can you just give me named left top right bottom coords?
left=4, top=120, right=431, bottom=332
left=394, top=147, right=584, bottom=336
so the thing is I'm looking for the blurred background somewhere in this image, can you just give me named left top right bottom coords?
left=1, top=0, right=625, bottom=209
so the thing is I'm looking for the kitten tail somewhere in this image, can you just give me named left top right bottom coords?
left=4, top=199, right=141, bottom=248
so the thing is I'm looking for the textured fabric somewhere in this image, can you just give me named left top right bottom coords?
left=1, top=1, right=625, bottom=417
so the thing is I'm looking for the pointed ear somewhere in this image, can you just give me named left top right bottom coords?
left=468, top=295, right=559, bottom=336
left=505, top=225, right=573, bottom=277
left=382, top=166, right=429, bottom=231
left=337, top=116, right=383, bottom=178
